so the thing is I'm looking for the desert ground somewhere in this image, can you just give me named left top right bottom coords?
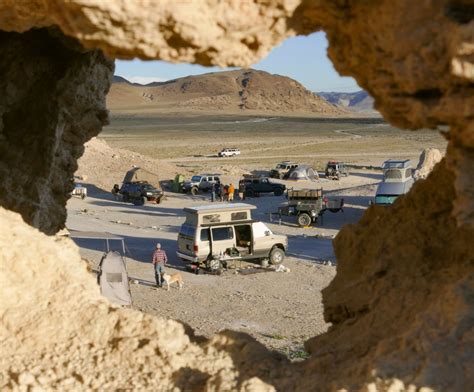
left=69, top=114, right=447, bottom=359
left=102, top=114, right=446, bottom=172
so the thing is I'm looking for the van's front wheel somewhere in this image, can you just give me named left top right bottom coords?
left=269, top=247, right=284, bottom=265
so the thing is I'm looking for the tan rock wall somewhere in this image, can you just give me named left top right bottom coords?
left=0, top=207, right=294, bottom=390
left=1, top=1, right=471, bottom=226
left=0, top=0, right=473, bottom=391
left=0, top=0, right=301, bottom=66
left=304, top=160, right=474, bottom=390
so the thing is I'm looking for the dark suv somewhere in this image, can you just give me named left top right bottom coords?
left=240, top=177, right=286, bottom=197
left=119, top=181, right=164, bottom=205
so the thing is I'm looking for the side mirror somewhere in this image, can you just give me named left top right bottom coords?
left=265, top=231, right=271, bottom=236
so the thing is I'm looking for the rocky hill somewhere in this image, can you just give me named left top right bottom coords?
left=108, top=69, right=346, bottom=115
left=317, top=90, right=377, bottom=113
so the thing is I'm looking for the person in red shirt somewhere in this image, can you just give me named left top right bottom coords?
left=152, top=243, right=168, bottom=287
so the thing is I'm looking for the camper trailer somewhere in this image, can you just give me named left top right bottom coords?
left=177, top=203, right=287, bottom=271
left=375, top=159, right=414, bottom=205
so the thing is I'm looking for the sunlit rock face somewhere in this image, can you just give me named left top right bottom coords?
left=0, top=0, right=473, bottom=390
left=304, top=160, right=474, bottom=390
left=0, top=0, right=472, bottom=226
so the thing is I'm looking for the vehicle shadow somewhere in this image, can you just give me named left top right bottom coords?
left=89, top=200, right=184, bottom=217
left=349, top=171, right=383, bottom=180
left=287, top=235, right=336, bottom=263
left=77, top=183, right=115, bottom=201
left=117, top=210, right=183, bottom=219
left=250, top=169, right=270, bottom=177
left=71, top=234, right=186, bottom=270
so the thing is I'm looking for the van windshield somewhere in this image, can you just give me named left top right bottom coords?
left=191, top=176, right=202, bottom=182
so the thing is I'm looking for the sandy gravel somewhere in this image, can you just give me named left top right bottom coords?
left=67, top=170, right=378, bottom=358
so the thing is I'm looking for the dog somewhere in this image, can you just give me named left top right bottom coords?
left=161, top=272, right=184, bottom=291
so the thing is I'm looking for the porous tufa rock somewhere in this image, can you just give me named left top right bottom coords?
left=0, top=0, right=472, bottom=225
left=0, top=0, right=302, bottom=67
left=0, top=206, right=294, bottom=390
left=0, top=1, right=473, bottom=391
left=414, top=148, right=443, bottom=180
left=303, top=160, right=474, bottom=390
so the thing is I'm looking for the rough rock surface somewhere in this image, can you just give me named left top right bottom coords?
left=315, top=1, right=474, bottom=226
left=413, top=148, right=443, bottom=180
left=0, top=0, right=301, bottom=66
left=0, top=1, right=473, bottom=391
left=0, top=207, right=294, bottom=390
left=0, top=28, right=112, bottom=234
left=1, top=0, right=472, bottom=224
left=304, top=160, right=474, bottom=390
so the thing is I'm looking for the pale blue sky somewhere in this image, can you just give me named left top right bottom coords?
left=115, top=32, right=360, bottom=92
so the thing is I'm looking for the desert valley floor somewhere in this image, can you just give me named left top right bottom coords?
left=69, top=114, right=447, bottom=359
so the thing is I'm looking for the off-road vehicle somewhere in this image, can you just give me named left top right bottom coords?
left=183, top=174, right=221, bottom=195
left=177, top=203, right=288, bottom=271
left=119, top=181, right=164, bottom=205
left=278, top=188, right=344, bottom=227
left=240, top=176, right=286, bottom=197
left=325, top=161, right=349, bottom=180
left=269, top=161, right=299, bottom=179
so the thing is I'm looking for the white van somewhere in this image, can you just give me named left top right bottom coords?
left=177, top=203, right=287, bottom=269
left=375, top=159, right=414, bottom=205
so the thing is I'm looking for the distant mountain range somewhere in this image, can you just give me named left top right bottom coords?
left=316, top=90, right=376, bottom=113
left=108, top=70, right=348, bottom=116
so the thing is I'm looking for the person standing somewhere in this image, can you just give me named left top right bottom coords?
left=212, top=181, right=220, bottom=202
left=152, top=243, right=167, bottom=287
left=228, top=183, right=235, bottom=202
left=217, top=181, right=223, bottom=202
left=238, top=180, right=245, bottom=200
left=223, top=185, right=229, bottom=201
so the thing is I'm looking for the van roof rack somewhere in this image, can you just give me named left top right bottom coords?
left=184, top=203, right=256, bottom=214
left=382, top=159, right=412, bottom=169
